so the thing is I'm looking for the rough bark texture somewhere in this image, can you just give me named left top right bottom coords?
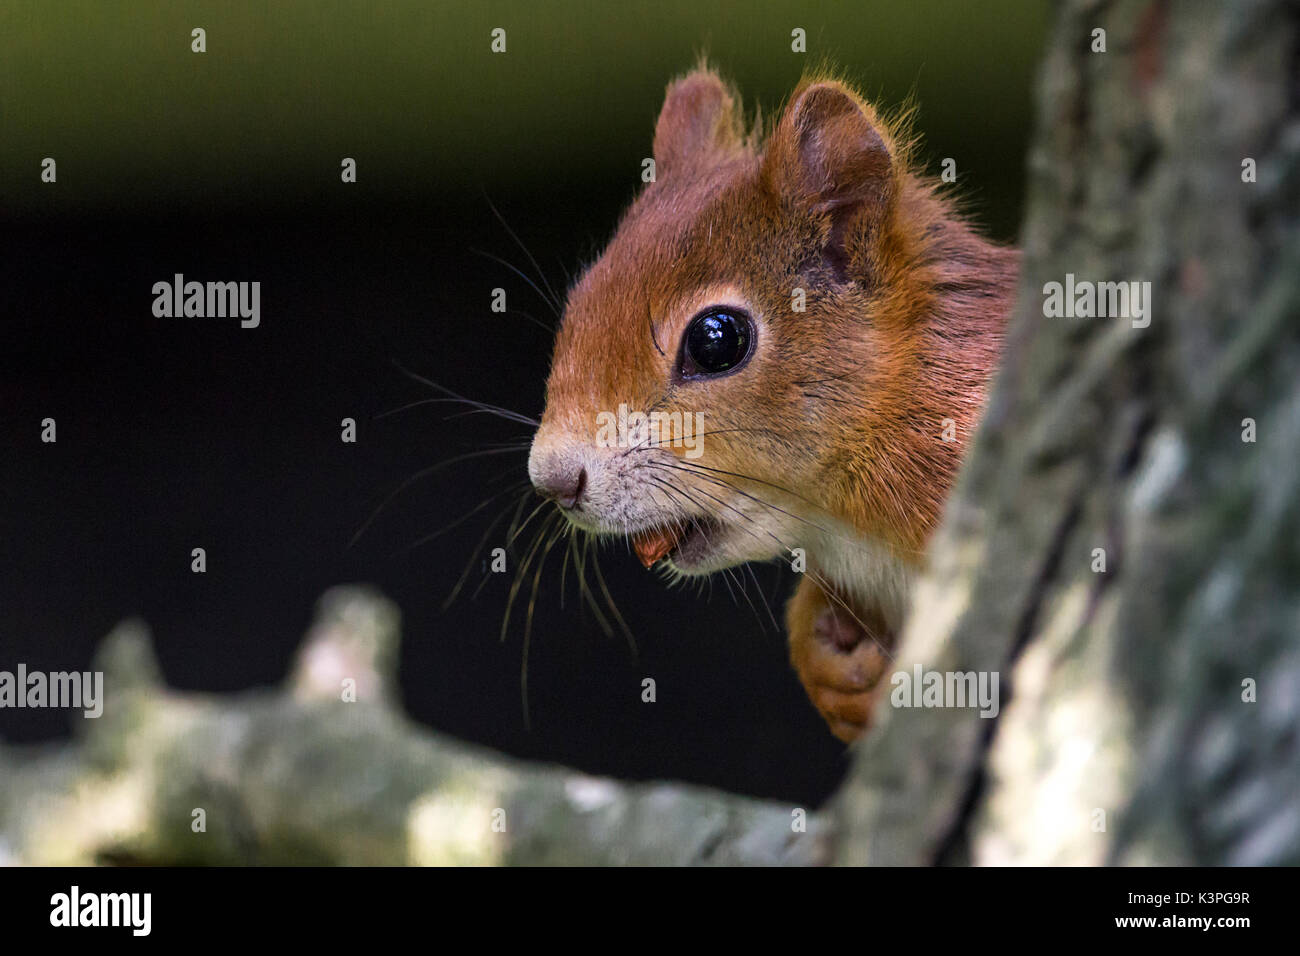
left=836, top=0, right=1300, bottom=865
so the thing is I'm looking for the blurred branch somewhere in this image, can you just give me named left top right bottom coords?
left=0, top=588, right=827, bottom=866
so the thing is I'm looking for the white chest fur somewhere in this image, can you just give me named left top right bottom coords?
left=805, top=515, right=915, bottom=631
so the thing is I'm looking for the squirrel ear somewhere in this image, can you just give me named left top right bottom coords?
left=761, top=81, right=894, bottom=231
left=653, top=70, right=742, bottom=175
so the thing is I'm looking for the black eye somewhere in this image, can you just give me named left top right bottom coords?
left=679, top=308, right=754, bottom=379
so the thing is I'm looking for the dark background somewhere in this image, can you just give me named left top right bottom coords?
left=1, top=1, right=1047, bottom=806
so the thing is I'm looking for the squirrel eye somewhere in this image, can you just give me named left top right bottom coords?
left=679, top=308, right=754, bottom=379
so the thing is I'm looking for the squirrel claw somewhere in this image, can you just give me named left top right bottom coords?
left=792, top=607, right=893, bottom=743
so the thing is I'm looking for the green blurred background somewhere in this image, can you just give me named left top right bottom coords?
left=3, top=0, right=1046, bottom=235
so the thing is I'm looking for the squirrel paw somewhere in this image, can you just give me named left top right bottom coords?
left=791, top=607, right=891, bottom=743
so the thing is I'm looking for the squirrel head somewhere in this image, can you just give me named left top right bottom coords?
left=529, top=67, right=1016, bottom=579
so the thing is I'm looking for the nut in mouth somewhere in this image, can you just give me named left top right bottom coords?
left=630, top=516, right=726, bottom=570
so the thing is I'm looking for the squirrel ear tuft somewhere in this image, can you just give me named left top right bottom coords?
left=653, top=70, right=741, bottom=175
left=762, top=81, right=894, bottom=220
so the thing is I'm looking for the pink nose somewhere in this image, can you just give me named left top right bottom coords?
left=533, top=466, right=587, bottom=509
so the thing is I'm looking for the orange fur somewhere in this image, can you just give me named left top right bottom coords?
left=535, top=66, right=1019, bottom=741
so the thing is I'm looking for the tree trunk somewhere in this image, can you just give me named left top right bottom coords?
left=836, top=0, right=1300, bottom=865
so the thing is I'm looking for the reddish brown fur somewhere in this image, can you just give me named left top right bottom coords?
left=538, top=66, right=1019, bottom=741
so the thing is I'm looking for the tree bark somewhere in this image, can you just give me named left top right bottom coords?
left=836, top=0, right=1300, bottom=865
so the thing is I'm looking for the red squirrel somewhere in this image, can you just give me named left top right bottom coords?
left=527, top=67, right=1019, bottom=742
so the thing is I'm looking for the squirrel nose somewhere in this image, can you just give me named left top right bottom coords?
left=534, top=466, right=587, bottom=509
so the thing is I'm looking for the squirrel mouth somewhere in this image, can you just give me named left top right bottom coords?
left=630, top=517, right=723, bottom=568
